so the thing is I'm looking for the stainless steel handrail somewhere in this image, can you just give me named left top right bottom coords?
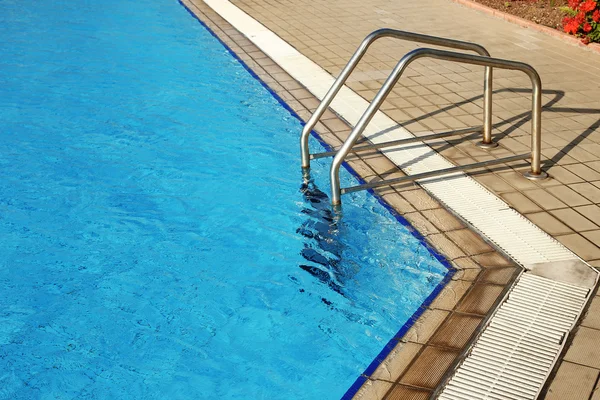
left=330, top=48, right=548, bottom=205
left=300, top=28, right=494, bottom=169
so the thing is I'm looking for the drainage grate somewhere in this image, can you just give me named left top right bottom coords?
left=438, top=273, right=590, bottom=400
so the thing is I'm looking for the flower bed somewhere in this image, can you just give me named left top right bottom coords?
left=467, top=0, right=568, bottom=29
left=563, top=0, right=600, bottom=43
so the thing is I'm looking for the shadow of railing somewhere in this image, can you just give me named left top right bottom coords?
left=362, top=87, right=600, bottom=177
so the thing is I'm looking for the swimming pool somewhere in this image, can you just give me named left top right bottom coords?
left=0, top=0, right=450, bottom=398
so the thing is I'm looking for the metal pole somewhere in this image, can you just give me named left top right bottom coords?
left=523, top=70, right=548, bottom=180
left=330, top=48, right=547, bottom=205
left=301, top=29, right=492, bottom=169
left=330, top=57, right=413, bottom=205
left=479, top=66, right=497, bottom=148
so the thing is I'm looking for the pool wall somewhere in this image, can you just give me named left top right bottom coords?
left=179, top=1, right=521, bottom=398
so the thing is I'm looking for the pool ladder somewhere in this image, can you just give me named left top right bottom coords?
left=299, top=29, right=548, bottom=206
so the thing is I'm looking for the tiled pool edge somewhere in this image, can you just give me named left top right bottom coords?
left=179, top=3, right=516, bottom=395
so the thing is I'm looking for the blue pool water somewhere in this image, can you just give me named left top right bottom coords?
left=0, top=0, right=450, bottom=398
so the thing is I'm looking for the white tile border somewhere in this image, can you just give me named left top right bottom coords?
left=194, top=0, right=599, bottom=398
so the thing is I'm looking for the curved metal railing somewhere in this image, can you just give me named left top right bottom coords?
left=329, top=47, right=547, bottom=205
left=300, top=28, right=494, bottom=169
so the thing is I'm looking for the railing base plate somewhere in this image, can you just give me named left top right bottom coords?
left=523, top=171, right=549, bottom=180
left=476, top=140, right=499, bottom=149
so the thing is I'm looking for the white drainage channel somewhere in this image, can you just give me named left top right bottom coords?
left=439, top=273, right=591, bottom=400
left=194, top=0, right=599, bottom=398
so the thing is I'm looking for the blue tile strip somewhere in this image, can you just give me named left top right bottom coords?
left=178, top=2, right=455, bottom=398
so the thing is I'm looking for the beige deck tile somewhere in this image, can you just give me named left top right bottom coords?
left=400, top=190, right=440, bottom=211
left=399, top=346, right=459, bottom=389
left=581, top=296, right=600, bottom=330
left=369, top=342, right=423, bottom=382
left=565, top=163, right=600, bottom=181
left=403, top=212, right=440, bottom=237
left=475, top=173, right=519, bottom=193
left=564, top=327, right=600, bottom=368
left=384, top=385, right=431, bottom=400
left=522, top=188, right=567, bottom=210
left=550, top=208, right=599, bottom=232
left=421, top=208, right=465, bottom=232
left=426, top=234, right=467, bottom=260
left=381, top=193, right=416, bottom=214
left=583, top=231, right=600, bottom=251
left=456, top=283, right=504, bottom=315
left=451, top=267, right=481, bottom=282
left=449, top=257, right=481, bottom=281
left=472, top=252, right=516, bottom=268
left=500, top=192, right=542, bottom=214
left=445, top=229, right=494, bottom=256
left=354, top=379, right=394, bottom=400
left=592, top=379, right=600, bottom=400
left=574, top=205, right=600, bottom=226
left=497, top=170, right=540, bottom=191
left=546, top=185, right=592, bottom=207
left=429, top=313, right=483, bottom=349
left=556, top=234, right=600, bottom=261
left=478, top=267, right=518, bottom=285
left=545, top=362, right=599, bottom=400
left=570, top=182, right=600, bottom=203
left=403, top=309, right=450, bottom=345
left=428, top=279, right=472, bottom=311
left=526, top=212, right=573, bottom=236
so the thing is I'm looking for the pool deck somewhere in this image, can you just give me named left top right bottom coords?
left=185, top=0, right=600, bottom=398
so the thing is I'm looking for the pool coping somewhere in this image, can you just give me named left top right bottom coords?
left=180, top=1, right=525, bottom=398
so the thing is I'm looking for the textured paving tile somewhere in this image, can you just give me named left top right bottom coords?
left=576, top=204, right=600, bottom=226
left=478, top=266, right=517, bottom=285
left=545, top=362, right=599, bottom=400
left=403, top=310, right=450, bottom=345
left=403, top=212, right=440, bottom=236
left=523, top=188, right=567, bottom=210
left=421, top=208, right=464, bottom=232
left=369, top=342, right=423, bottom=382
left=385, top=385, right=431, bottom=400
left=429, top=313, right=483, bottom=349
left=399, top=346, right=459, bottom=389
left=564, top=327, right=600, bottom=369
left=592, top=379, right=600, bottom=400
left=526, top=211, right=573, bottom=236
left=550, top=208, right=598, bottom=232
left=582, top=296, right=600, bottom=330
left=456, top=283, right=504, bottom=315
left=556, top=234, right=600, bottom=261
left=500, top=192, right=542, bottom=213
left=445, top=228, right=494, bottom=256
left=547, top=186, right=592, bottom=207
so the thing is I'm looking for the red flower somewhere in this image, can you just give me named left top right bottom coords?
left=584, top=22, right=593, bottom=32
left=569, top=0, right=582, bottom=8
left=576, top=11, right=587, bottom=24
left=579, top=0, right=597, bottom=12
left=564, top=16, right=581, bottom=34
left=582, top=36, right=591, bottom=44
left=593, top=9, right=600, bottom=22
